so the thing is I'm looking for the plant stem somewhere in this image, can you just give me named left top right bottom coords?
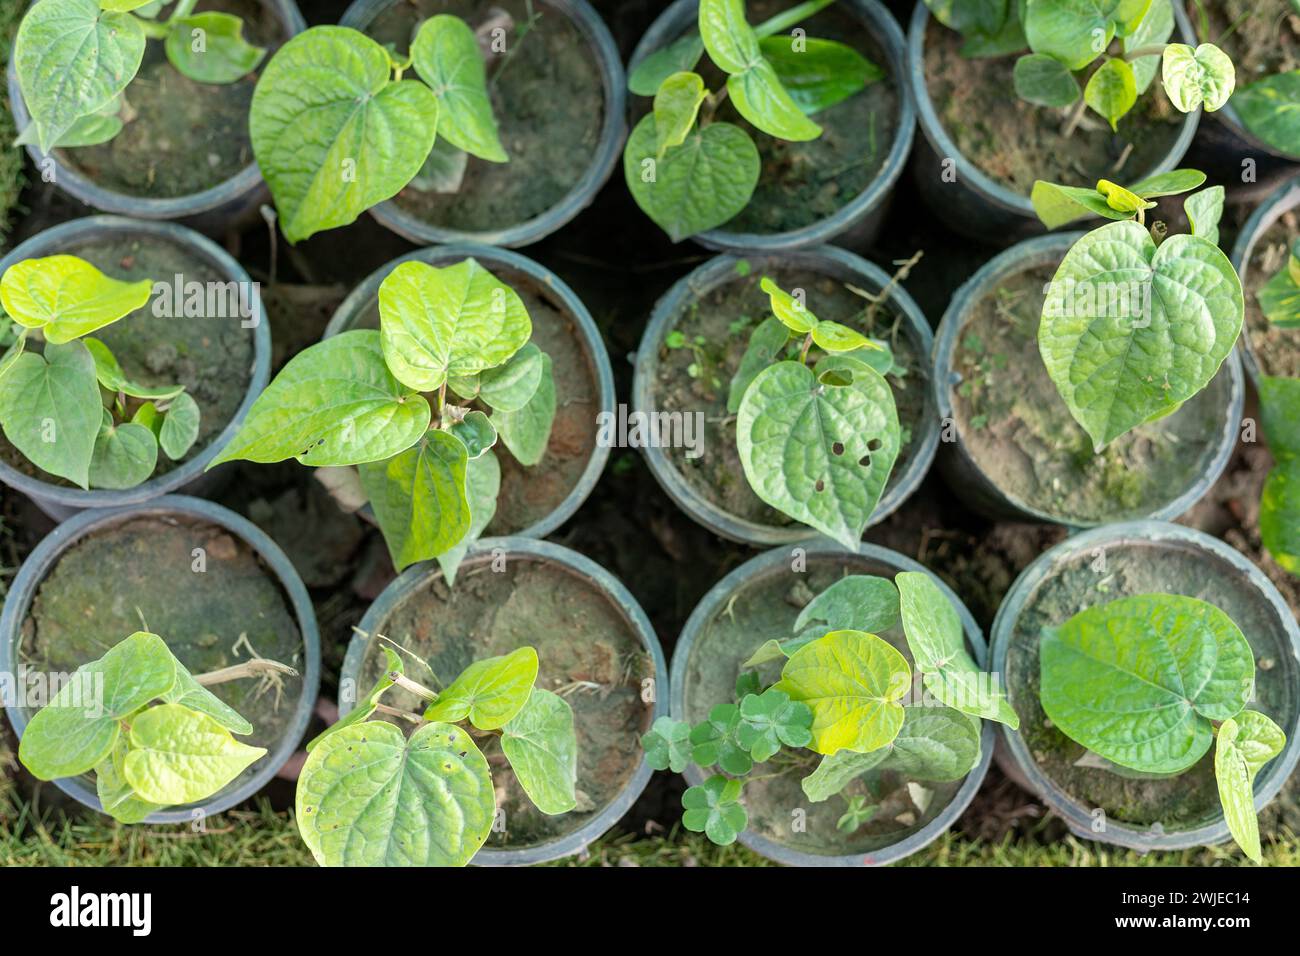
left=374, top=703, right=424, bottom=725
left=798, top=332, right=813, bottom=364
left=1122, top=44, right=1169, bottom=61
left=754, top=0, right=836, bottom=39
left=170, top=0, right=200, bottom=21
left=195, top=659, right=299, bottom=686
left=390, top=672, right=439, bottom=702
left=1061, top=97, right=1088, bottom=138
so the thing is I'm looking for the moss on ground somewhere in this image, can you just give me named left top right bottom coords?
left=0, top=2, right=26, bottom=251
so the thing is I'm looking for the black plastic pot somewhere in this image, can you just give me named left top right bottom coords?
left=0, top=495, right=321, bottom=824
left=633, top=245, right=940, bottom=546
left=338, top=536, right=667, bottom=865
left=991, top=521, right=1300, bottom=853
left=323, top=242, right=614, bottom=540
left=6, top=1, right=306, bottom=236
left=627, top=0, right=915, bottom=253
left=0, top=216, right=272, bottom=521
left=671, top=541, right=995, bottom=866
left=932, top=233, right=1243, bottom=526
left=907, top=0, right=1200, bottom=243
left=1231, top=172, right=1300, bottom=388
left=340, top=0, right=625, bottom=248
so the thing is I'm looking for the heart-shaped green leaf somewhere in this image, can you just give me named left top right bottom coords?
left=16, top=110, right=122, bottom=148
left=1214, top=710, right=1285, bottom=864
left=1040, top=593, right=1255, bottom=774
left=435, top=448, right=500, bottom=586
left=478, top=342, right=544, bottom=412
left=449, top=410, right=496, bottom=459
left=491, top=351, right=555, bottom=467
left=736, top=688, right=812, bottom=761
left=641, top=716, right=693, bottom=772
left=681, top=774, right=747, bottom=845
left=624, top=113, right=760, bottom=242
left=758, top=36, right=882, bottom=115
left=0, top=340, right=102, bottom=488
left=1259, top=258, right=1300, bottom=329
left=795, top=575, right=900, bottom=635
left=359, top=428, right=471, bottom=571
left=209, top=330, right=431, bottom=468
left=761, top=275, right=818, bottom=333
left=1024, top=0, right=1115, bottom=70
left=1162, top=42, right=1235, bottom=112
left=653, top=71, right=708, bottom=156
left=896, top=571, right=1018, bottom=728
left=728, top=315, right=791, bottom=413
left=19, top=632, right=179, bottom=780
left=159, top=391, right=200, bottom=460
left=1184, top=185, right=1225, bottom=246
left=501, top=689, right=578, bottom=815
left=727, top=58, right=822, bottom=141
left=166, top=12, right=266, bottom=84
left=1013, top=52, right=1081, bottom=107
left=411, top=14, right=506, bottom=163
left=1233, top=73, right=1300, bottom=157
left=296, top=720, right=495, bottom=866
left=378, top=258, right=531, bottom=393
left=123, top=703, right=265, bottom=805
left=1039, top=220, right=1243, bottom=449
left=628, top=33, right=706, bottom=97
left=773, top=630, right=911, bottom=756
left=879, top=705, right=982, bottom=781
left=422, top=646, right=538, bottom=730
left=736, top=356, right=899, bottom=549
left=1085, top=57, right=1137, bottom=131
left=88, top=414, right=158, bottom=489
left=96, top=737, right=164, bottom=824
left=250, top=26, right=439, bottom=243
left=1, top=255, right=152, bottom=345
left=15, top=0, right=145, bottom=152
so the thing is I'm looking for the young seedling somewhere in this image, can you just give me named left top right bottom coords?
left=1258, top=238, right=1300, bottom=329
left=209, top=258, right=555, bottom=580
left=1039, top=593, right=1287, bottom=863
left=250, top=15, right=507, bottom=242
left=624, top=0, right=884, bottom=240
left=928, top=0, right=1235, bottom=136
left=13, top=0, right=267, bottom=153
left=1256, top=376, right=1300, bottom=576
left=0, top=255, right=201, bottom=489
left=641, top=572, right=1017, bottom=846
left=18, top=631, right=295, bottom=823
left=1029, top=167, right=1242, bottom=451
left=297, top=644, right=578, bottom=866
left=729, top=276, right=900, bottom=548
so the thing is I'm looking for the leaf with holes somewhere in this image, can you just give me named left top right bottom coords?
left=736, top=355, right=900, bottom=548
left=1040, top=593, right=1254, bottom=773
left=422, top=646, right=538, bottom=730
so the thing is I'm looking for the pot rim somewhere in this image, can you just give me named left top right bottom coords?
left=632, top=244, right=941, bottom=547
left=338, top=535, right=668, bottom=866
left=989, top=519, right=1300, bottom=851
left=627, top=0, right=917, bottom=253
left=669, top=539, right=995, bottom=866
left=0, top=215, right=272, bottom=511
left=0, top=494, right=322, bottom=824
left=931, top=231, right=1244, bottom=527
left=341, top=0, right=627, bottom=249
left=5, top=0, right=306, bottom=220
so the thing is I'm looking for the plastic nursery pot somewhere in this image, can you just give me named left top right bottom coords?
left=906, top=0, right=1201, bottom=244
left=0, top=495, right=321, bottom=825
left=627, top=0, right=915, bottom=254
left=991, top=521, right=1300, bottom=853
left=671, top=541, right=995, bottom=866
left=1175, top=2, right=1300, bottom=178
left=632, top=245, right=940, bottom=547
left=0, top=216, right=272, bottom=522
left=1231, top=172, right=1300, bottom=387
left=324, top=243, right=614, bottom=539
left=932, top=232, right=1243, bottom=527
left=340, top=0, right=625, bottom=248
left=6, top=1, right=307, bottom=236
left=338, top=536, right=667, bottom=865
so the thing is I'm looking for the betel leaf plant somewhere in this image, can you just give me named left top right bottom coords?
left=1258, top=237, right=1300, bottom=330
left=623, top=0, right=883, bottom=241
left=18, top=631, right=296, bottom=823
left=1039, top=593, right=1287, bottom=863
left=0, top=255, right=201, bottom=489
left=1257, top=376, right=1300, bottom=576
left=249, top=14, right=507, bottom=243
left=1029, top=167, right=1242, bottom=451
left=927, top=0, right=1235, bottom=137
left=209, top=258, right=555, bottom=579
left=13, top=0, right=267, bottom=154
left=297, top=645, right=577, bottom=866
left=642, top=571, right=1017, bottom=846
left=729, top=275, right=901, bottom=548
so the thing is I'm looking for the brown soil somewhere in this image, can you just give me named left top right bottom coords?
left=950, top=263, right=1235, bottom=524
left=58, top=0, right=287, bottom=198
left=922, top=18, right=1185, bottom=195
left=349, top=265, right=600, bottom=533
left=1198, top=0, right=1300, bottom=79
left=679, top=551, right=969, bottom=857
left=19, top=515, right=306, bottom=800
left=1241, top=208, right=1300, bottom=378
left=651, top=261, right=927, bottom=532
left=366, top=0, right=605, bottom=234
left=354, top=554, right=655, bottom=849
left=0, top=232, right=255, bottom=486
left=1002, top=533, right=1297, bottom=829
